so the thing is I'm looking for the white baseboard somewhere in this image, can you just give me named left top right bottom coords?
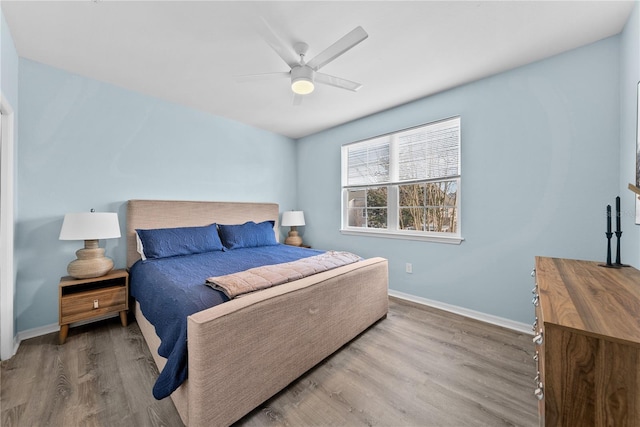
left=14, top=313, right=120, bottom=352
left=388, top=289, right=533, bottom=335
left=16, top=323, right=59, bottom=342
left=11, top=335, right=19, bottom=358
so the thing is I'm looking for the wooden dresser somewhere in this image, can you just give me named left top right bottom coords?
left=532, top=257, right=640, bottom=426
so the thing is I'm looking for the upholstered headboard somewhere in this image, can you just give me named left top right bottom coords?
left=126, top=200, right=279, bottom=269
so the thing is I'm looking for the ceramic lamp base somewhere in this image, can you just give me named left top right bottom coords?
left=285, top=229, right=303, bottom=247
left=67, top=239, right=114, bottom=279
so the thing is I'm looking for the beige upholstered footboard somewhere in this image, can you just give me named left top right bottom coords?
left=187, top=256, right=388, bottom=426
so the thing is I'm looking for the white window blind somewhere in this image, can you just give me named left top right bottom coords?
left=345, top=117, right=460, bottom=187
left=346, top=136, right=390, bottom=186
left=397, top=118, right=460, bottom=182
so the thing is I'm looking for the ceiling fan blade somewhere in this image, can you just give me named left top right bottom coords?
left=258, top=17, right=300, bottom=69
left=235, top=72, right=290, bottom=83
left=306, top=26, right=368, bottom=71
left=315, top=72, right=363, bottom=92
left=293, top=93, right=304, bottom=106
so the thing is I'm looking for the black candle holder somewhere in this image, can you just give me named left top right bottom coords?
left=614, top=230, right=630, bottom=267
left=599, top=231, right=618, bottom=268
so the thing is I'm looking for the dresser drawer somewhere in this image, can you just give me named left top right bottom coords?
left=60, top=286, right=126, bottom=324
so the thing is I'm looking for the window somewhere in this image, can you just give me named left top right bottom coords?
left=341, top=116, right=462, bottom=243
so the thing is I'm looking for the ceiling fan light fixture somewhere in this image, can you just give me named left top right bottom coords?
left=291, top=66, right=315, bottom=95
left=291, top=79, right=314, bottom=95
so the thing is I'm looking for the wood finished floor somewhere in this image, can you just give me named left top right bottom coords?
left=1, top=298, right=538, bottom=426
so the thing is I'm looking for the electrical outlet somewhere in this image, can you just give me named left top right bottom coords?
left=406, top=263, right=412, bottom=274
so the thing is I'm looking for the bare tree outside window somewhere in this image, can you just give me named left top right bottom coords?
left=399, top=181, right=457, bottom=232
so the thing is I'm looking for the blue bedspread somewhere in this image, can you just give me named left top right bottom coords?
left=129, top=244, right=322, bottom=399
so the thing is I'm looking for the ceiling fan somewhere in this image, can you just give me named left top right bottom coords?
left=237, top=20, right=369, bottom=104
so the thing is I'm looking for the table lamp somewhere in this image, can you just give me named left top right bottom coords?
left=281, top=210, right=305, bottom=246
left=59, top=210, right=121, bottom=279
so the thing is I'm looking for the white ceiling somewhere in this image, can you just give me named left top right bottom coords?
left=2, top=1, right=635, bottom=139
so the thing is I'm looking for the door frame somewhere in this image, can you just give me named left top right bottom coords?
left=1, top=93, right=16, bottom=360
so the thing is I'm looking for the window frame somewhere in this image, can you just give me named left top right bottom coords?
left=340, top=116, right=463, bottom=244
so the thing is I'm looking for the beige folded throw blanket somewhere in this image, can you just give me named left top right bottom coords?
left=206, top=251, right=361, bottom=298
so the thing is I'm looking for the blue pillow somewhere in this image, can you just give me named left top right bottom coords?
left=136, top=223, right=224, bottom=260
left=218, top=221, right=277, bottom=250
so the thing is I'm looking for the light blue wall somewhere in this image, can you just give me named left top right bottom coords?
left=620, top=2, right=640, bottom=267
left=297, top=37, right=621, bottom=324
left=16, top=59, right=297, bottom=332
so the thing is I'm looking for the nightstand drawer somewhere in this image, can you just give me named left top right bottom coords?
left=60, top=286, right=126, bottom=324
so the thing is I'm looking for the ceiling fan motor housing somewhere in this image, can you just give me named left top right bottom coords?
left=291, top=65, right=315, bottom=95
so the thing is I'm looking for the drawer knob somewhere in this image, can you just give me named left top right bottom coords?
left=534, top=383, right=544, bottom=401
left=533, top=351, right=539, bottom=362
left=532, top=294, right=539, bottom=306
left=531, top=269, right=536, bottom=278
left=531, top=286, right=537, bottom=295
left=93, top=299, right=99, bottom=309
left=533, top=332, right=544, bottom=345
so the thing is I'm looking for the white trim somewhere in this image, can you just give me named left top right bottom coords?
left=12, top=334, right=18, bottom=357
left=16, top=313, right=120, bottom=343
left=341, top=228, right=464, bottom=244
left=0, top=93, right=15, bottom=360
left=16, top=323, right=59, bottom=343
left=388, top=289, right=532, bottom=335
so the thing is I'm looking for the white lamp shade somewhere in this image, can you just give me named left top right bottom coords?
left=281, top=211, right=305, bottom=227
left=59, top=212, right=121, bottom=240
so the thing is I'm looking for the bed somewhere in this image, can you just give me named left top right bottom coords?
left=126, top=199, right=389, bottom=426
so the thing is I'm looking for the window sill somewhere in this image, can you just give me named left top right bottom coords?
left=340, top=228, right=464, bottom=244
